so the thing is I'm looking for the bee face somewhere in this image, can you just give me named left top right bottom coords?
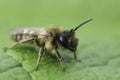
left=58, top=31, right=78, bottom=52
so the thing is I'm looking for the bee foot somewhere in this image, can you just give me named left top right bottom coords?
left=62, top=67, right=65, bottom=72
left=75, top=59, right=81, bottom=62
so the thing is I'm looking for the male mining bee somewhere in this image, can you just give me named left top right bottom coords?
left=4, top=18, right=93, bottom=71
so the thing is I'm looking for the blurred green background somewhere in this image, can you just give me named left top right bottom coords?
left=0, top=0, right=120, bottom=80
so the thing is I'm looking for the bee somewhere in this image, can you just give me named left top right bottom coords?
left=4, top=18, right=93, bottom=71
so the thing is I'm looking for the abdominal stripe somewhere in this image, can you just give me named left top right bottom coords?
left=12, top=34, right=32, bottom=42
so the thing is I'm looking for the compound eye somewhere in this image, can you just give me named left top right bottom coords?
left=59, top=36, right=64, bottom=42
left=59, top=34, right=68, bottom=43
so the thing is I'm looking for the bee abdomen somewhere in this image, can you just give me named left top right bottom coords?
left=11, top=34, right=32, bottom=42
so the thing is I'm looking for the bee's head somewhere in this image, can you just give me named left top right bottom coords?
left=58, top=31, right=78, bottom=52
left=58, top=18, right=93, bottom=52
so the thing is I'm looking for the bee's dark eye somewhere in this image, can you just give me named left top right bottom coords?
left=59, top=35, right=67, bottom=42
left=58, top=32, right=69, bottom=47
left=59, top=31, right=69, bottom=43
left=57, top=31, right=78, bottom=52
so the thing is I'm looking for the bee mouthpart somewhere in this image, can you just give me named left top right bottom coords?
left=68, top=47, right=76, bottom=52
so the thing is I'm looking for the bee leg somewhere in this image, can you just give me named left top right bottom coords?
left=36, top=43, right=45, bottom=70
left=34, top=37, right=41, bottom=47
left=4, top=38, right=34, bottom=52
left=74, top=52, right=81, bottom=62
left=55, top=49, right=65, bottom=71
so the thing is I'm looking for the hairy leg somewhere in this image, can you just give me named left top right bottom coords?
left=55, top=49, right=65, bottom=71
left=4, top=38, right=34, bottom=52
left=36, top=43, right=45, bottom=70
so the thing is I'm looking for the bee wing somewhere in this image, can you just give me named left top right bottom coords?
left=10, top=27, right=49, bottom=36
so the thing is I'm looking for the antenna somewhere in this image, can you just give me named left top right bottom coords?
left=72, top=18, right=93, bottom=32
